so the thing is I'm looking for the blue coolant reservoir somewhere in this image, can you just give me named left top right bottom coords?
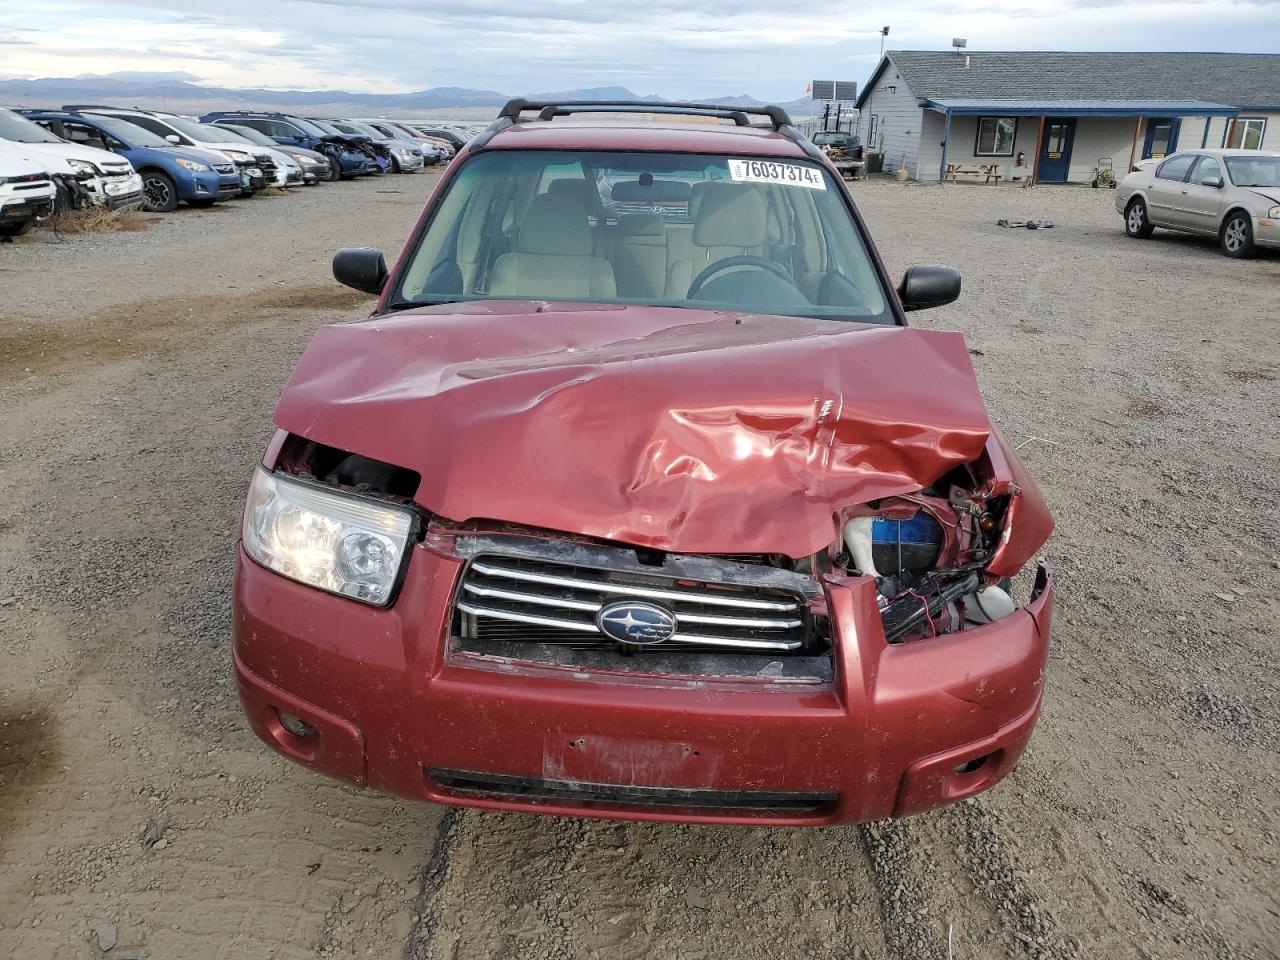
left=871, top=512, right=943, bottom=576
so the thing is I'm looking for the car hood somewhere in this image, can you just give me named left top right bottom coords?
left=1241, top=187, right=1280, bottom=206
left=159, top=144, right=233, bottom=166
left=9, top=139, right=131, bottom=173
left=273, top=302, right=993, bottom=558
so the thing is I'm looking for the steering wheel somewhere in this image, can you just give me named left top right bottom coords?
left=687, top=255, right=797, bottom=300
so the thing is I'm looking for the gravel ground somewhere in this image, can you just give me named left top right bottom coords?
left=1, top=171, right=1277, bottom=960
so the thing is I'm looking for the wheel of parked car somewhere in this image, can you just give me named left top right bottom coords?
left=1219, top=211, right=1255, bottom=259
left=0, top=219, right=35, bottom=238
left=141, top=171, right=179, bottom=213
left=1124, top=198, right=1154, bottom=239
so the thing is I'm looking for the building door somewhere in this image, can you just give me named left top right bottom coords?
left=1037, top=119, right=1076, bottom=182
left=1142, top=118, right=1180, bottom=159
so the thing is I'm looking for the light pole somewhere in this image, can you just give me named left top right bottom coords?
left=879, top=26, right=890, bottom=61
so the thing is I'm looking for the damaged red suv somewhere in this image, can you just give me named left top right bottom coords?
left=233, top=100, right=1054, bottom=826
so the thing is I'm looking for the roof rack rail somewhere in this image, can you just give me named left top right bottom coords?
left=472, top=99, right=822, bottom=160
left=61, top=104, right=130, bottom=111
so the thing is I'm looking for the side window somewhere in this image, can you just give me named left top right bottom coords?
left=1155, top=154, right=1195, bottom=181
left=62, top=122, right=112, bottom=152
left=1191, top=156, right=1224, bottom=186
left=274, top=122, right=305, bottom=139
left=126, top=115, right=185, bottom=144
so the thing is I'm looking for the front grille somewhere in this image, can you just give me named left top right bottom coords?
left=455, top=551, right=814, bottom=654
left=212, top=162, right=235, bottom=174
left=428, top=768, right=838, bottom=815
left=255, top=155, right=278, bottom=179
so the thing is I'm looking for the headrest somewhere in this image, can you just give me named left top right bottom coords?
left=688, top=180, right=714, bottom=219
left=517, top=194, right=593, bottom=256
left=693, top=183, right=767, bottom=248
left=545, top=178, right=599, bottom=214
left=616, top=213, right=665, bottom=237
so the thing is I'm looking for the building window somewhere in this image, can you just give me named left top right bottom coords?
left=1227, top=118, right=1267, bottom=150
left=868, top=114, right=880, bottom=146
left=974, top=117, right=1017, bottom=156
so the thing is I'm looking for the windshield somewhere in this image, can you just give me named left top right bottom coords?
left=349, top=121, right=388, bottom=139
left=206, top=125, right=253, bottom=145
left=309, top=119, right=344, bottom=136
left=224, top=124, right=277, bottom=147
left=86, top=114, right=170, bottom=147
left=394, top=149, right=890, bottom=323
left=1226, top=155, right=1280, bottom=188
left=162, top=116, right=226, bottom=143
left=0, top=109, right=66, bottom=144
left=291, top=118, right=330, bottom=137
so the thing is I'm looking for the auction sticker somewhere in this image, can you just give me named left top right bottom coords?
left=728, top=158, right=826, bottom=190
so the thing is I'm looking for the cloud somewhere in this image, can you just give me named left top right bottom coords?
left=0, top=0, right=1277, bottom=100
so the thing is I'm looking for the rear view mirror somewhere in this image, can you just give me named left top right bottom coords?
left=165, top=134, right=181, bottom=144
left=1200, top=176, right=1225, bottom=188
left=333, top=247, right=388, bottom=296
left=898, top=265, right=962, bottom=312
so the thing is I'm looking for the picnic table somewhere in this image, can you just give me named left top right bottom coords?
left=945, top=163, right=1002, bottom=184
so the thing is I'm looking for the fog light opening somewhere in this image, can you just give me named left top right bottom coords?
left=278, top=711, right=317, bottom=739
left=953, top=754, right=990, bottom=775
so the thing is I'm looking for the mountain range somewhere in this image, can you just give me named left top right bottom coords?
left=0, top=74, right=825, bottom=120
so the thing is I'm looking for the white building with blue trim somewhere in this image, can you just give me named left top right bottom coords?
left=855, top=51, right=1280, bottom=183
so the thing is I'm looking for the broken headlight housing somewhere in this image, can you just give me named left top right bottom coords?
left=241, top=466, right=415, bottom=606
left=66, top=159, right=100, bottom=180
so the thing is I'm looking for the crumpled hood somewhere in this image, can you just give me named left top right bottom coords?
left=274, top=302, right=993, bottom=558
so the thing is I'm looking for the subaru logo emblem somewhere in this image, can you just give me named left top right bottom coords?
left=596, top=600, right=677, bottom=645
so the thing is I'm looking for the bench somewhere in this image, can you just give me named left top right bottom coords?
left=945, top=163, right=1001, bottom=184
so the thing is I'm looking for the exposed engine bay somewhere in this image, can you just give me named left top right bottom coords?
left=836, top=460, right=1018, bottom=644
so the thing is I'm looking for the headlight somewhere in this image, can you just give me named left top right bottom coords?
left=1268, top=206, right=1280, bottom=219
left=67, top=159, right=100, bottom=180
left=241, top=467, right=415, bottom=606
left=175, top=158, right=209, bottom=172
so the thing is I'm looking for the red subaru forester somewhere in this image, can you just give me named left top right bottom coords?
left=233, top=100, right=1054, bottom=826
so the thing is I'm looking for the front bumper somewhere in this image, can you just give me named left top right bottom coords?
left=0, top=191, right=55, bottom=224
left=98, top=172, right=145, bottom=209
left=232, top=544, right=1053, bottom=826
left=1255, top=215, right=1280, bottom=250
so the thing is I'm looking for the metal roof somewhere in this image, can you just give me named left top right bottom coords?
left=922, top=98, right=1239, bottom=117
left=857, top=51, right=1280, bottom=111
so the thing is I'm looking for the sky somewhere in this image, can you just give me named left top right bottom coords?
left=1, top=0, right=1278, bottom=100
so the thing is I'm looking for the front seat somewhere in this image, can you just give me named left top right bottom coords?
left=665, top=182, right=767, bottom=299
left=488, top=194, right=616, bottom=299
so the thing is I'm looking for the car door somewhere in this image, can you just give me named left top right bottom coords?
left=1179, top=156, right=1229, bottom=235
left=1145, top=153, right=1197, bottom=228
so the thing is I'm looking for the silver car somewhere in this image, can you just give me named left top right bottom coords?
left=1116, top=149, right=1280, bottom=258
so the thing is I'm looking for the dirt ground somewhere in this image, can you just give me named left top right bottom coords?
left=1, top=171, right=1277, bottom=960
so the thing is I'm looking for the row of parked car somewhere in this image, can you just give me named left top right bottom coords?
left=0, top=106, right=480, bottom=236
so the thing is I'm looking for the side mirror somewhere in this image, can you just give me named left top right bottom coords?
left=165, top=134, right=181, bottom=144
left=1200, top=176, right=1225, bottom=189
left=333, top=247, right=388, bottom=296
left=898, top=265, right=962, bottom=312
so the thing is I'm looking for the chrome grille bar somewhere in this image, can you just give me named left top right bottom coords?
left=470, top=561, right=799, bottom=611
left=457, top=601, right=802, bottom=651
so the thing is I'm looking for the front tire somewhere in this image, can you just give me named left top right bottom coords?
left=142, top=171, right=179, bottom=212
left=1125, top=198, right=1154, bottom=238
left=1220, top=212, right=1255, bottom=259
left=0, top=219, right=35, bottom=238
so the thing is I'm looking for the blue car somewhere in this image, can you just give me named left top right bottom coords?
left=200, top=112, right=371, bottom=180
left=22, top=111, right=240, bottom=211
